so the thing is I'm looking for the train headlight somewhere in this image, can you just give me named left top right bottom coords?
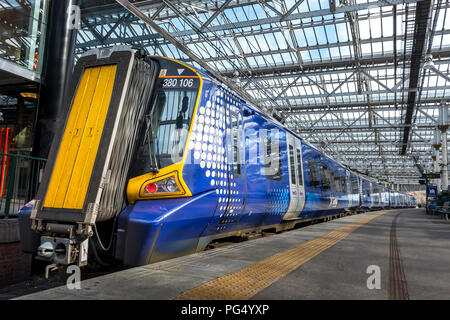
left=164, top=177, right=179, bottom=192
left=143, top=176, right=180, bottom=195
left=128, top=170, right=188, bottom=203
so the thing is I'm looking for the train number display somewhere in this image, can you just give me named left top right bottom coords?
left=159, top=77, right=200, bottom=90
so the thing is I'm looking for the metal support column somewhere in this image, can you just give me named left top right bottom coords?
left=433, top=148, right=441, bottom=191
left=439, top=102, right=449, bottom=191
left=442, top=132, right=448, bottom=191
left=33, top=0, right=80, bottom=159
left=432, top=128, right=442, bottom=191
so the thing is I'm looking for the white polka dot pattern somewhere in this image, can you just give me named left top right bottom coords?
left=188, top=89, right=244, bottom=231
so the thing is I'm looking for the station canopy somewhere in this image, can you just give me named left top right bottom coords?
left=77, top=0, right=450, bottom=190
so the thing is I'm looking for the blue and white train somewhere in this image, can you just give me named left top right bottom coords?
left=19, top=49, right=416, bottom=268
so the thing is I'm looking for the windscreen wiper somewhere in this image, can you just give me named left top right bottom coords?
left=144, top=114, right=160, bottom=173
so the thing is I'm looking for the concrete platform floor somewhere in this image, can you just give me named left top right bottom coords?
left=16, top=209, right=450, bottom=300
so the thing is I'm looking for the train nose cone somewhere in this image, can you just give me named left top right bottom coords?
left=37, top=241, right=55, bottom=259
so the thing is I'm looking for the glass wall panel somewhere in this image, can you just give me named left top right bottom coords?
left=0, top=0, right=49, bottom=73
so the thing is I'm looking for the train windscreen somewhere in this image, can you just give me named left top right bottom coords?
left=129, top=59, right=201, bottom=178
left=131, top=80, right=200, bottom=176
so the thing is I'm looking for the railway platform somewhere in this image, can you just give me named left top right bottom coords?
left=15, top=208, right=450, bottom=300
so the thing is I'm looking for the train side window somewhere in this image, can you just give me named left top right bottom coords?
left=230, top=111, right=241, bottom=177
left=321, top=165, right=332, bottom=190
left=262, top=129, right=282, bottom=180
left=296, top=148, right=303, bottom=186
left=289, top=145, right=296, bottom=185
left=333, top=172, right=341, bottom=192
left=352, top=177, right=359, bottom=194
left=341, top=174, right=347, bottom=193
left=308, top=159, right=319, bottom=188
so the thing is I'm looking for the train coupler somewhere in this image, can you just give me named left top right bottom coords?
left=37, top=235, right=89, bottom=267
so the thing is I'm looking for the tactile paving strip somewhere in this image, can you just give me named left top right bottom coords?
left=173, top=211, right=389, bottom=300
left=388, top=213, right=409, bottom=300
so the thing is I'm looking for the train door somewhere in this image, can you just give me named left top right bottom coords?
left=320, top=162, right=334, bottom=211
left=218, top=90, right=247, bottom=224
left=358, top=177, right=369, bottom=209
left=360, top=178, right=367, bottom=209
left=369, top=182, right=374, bottom=209
left=284, top=134, right=304, bottom=220
left=295, top=139, right=305, bottom=214
left=346, top=170, right=352, bottom=209
left=378, top=187, right=382, bottom=208
left=354, top=174, right=360, bottom=207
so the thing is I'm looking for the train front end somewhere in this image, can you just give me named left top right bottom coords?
left=18, top=46, right=216, bottom=269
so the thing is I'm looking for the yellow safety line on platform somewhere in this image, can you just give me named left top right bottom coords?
left=173, top=211, right=389, bottom=300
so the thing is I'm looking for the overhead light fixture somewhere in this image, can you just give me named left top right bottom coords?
left=423, top=54, right=435, bottom=70
left=20, top=92, right=38, bottom=99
